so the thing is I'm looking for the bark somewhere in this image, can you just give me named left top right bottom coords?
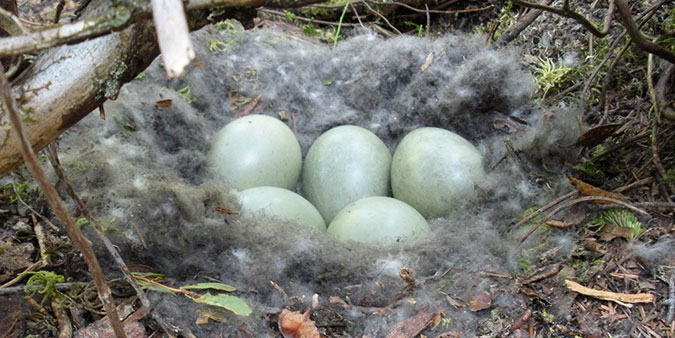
left=0, top=21, right=158, bottom=176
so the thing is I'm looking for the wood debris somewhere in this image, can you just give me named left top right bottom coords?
left=565, top=280, right=654, bottom=307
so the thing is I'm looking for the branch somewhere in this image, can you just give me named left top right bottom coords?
left=0, top=67, right=128, bottom=338
left=0, top=0, right=326, bottom=57
left=510, top=0, right=609, bottom=37
left=614, top=0, right=675, bottom=64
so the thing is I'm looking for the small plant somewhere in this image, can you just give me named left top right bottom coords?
left=601, top=209, right=644, bottom=239
left=133, top=272, right=252, bottom=316
left=177, top=85, right=197, bottom=103
left=0, top=182, right=32, bottom=203
left=135, top=71, right=146, bottom=80
left=23, top=270, right=71, bottom=305
left=208, top=38, right=230, bottom=52
left=533, top=57, right=575, bottom=98
left=404, top=21, right=425, bottom=37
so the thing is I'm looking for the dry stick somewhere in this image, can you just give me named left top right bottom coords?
left=510, top=0, right=610, bottom=37
left=597, top=40, right=632, bottom=115
left=0, top=71, right=128, bottom=338
left=514, top=190, right=577, bottom=228
left=520, top=195, right=649, bottom=243
left=496, top=2, right=549, bottom=46
left=46, top=144, right=151, bottom=309
left=361, top=0, right=401, bottom=35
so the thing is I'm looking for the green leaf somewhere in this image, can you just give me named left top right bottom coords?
left=191, top=293, right=252, bottom=316
left=180, top=282, right=237, bottom=292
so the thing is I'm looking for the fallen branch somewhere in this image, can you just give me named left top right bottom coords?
left=0, top=66, right=127, bottom=338
left=565, top=280, right=654, bottom=307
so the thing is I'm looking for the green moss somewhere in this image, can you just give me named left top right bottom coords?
left=208, top=38, right=231, bottom=52
left=135, top=71, right=146, bottom=80
left=177, top=85, right=197, bottom=103
left=213, top=19, right=244, bottom=34
left=573, top=159, right=606, bottom=179
left=533, top=57, right=578, bottom=98
left=0, top=182, right=31, bottom=203
left=601, top=209, right=644, bottom=239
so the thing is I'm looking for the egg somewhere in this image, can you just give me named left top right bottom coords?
left=209, top=115, right=302, bottom=190
left=302, top=125, right=391, bottom=223
left=327, top=196, right=430, bottom=244
left=239, top=186, right=326, bottom=231
left=391, top=127, right=485, bottom=218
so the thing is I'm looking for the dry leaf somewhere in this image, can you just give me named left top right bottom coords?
left=384, top=312, right=434, bottom=338
left=568, top=177, right=627, bottom=204
left=598, top=224, right=634, bottom=242
left=468, top=290, right=492, bottom=312
left=420, top=52, right=434, bottom=71
left=565, top=280, right=654, bottom=307
left=576, top=123, right=622, bottom=148
left=278, top=308, right=320, bottom=338
left=155, top=99, right=172, bottom=109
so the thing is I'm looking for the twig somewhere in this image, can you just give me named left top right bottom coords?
left=361, top=0, right=401, bottom=35
left=614, top=0, right=675, bottom=64
left=597, top=39, right=632, bottom=112
left=496, top=1, right=550, bottom=46
left=0, top=0, right=329, bottom=57
left=259, top=8, right=361, bottom=27
left=0, top=67, right=128, bottom=338
left=514, top=190, right=577, bottom=228
left=510, top=0, right=610, bottom=37
left=52, top=299, right=73, bottom=338
left=0, top=282, right=76, bottom=295
left=521, top=195, right=649, bottom=243
left=47, top=144, right=151, bottom=309
left=0, top=261, right=46, bottom=289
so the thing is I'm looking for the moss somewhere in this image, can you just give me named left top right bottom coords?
left=208, top=38, right=231, bottom=52
left=177, top=85, right=197, bottom=104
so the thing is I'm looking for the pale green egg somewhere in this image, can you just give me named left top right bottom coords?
left=327, top=196, right=430, bottom=244
left=209, top=115, right=301, bottom=190
left=302, top=125, right=391, bottom=224
left=391, top=127, right=485, bottom=219
left=239, top=186, right=326, bottom=231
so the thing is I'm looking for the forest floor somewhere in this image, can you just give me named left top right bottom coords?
left=1, top=0, right=674, bottom=337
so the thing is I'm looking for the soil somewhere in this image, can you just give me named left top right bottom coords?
left=0, top=0, right=674, bottom=337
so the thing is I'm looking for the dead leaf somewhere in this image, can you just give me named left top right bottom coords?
left=564, top=280, right=655, bottom=307
left=598, top=224, right=634, bottom=242
left=278, top=308, right=320, bottom=338
left=328, top=296, right=349, bottom=309
left=576, top=123, right=622, bottom=148
left=0, top=241, right=35, bottom=273
left=195, top=307, right=229, bottom=324
left=511, top=309, right=532, bottom=330
left=584, top=238, right=607, bottom=254
left=520, top=263, right=560, bottom=285
left=468, top=290, right=492, bottom=312
left=420, top=52, right=434, bottom=71
left=155, top=99, right=172, bottom=109
left=384, top=312, right=434, bottom=338
left=568, top=177, right=627, bottom=204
